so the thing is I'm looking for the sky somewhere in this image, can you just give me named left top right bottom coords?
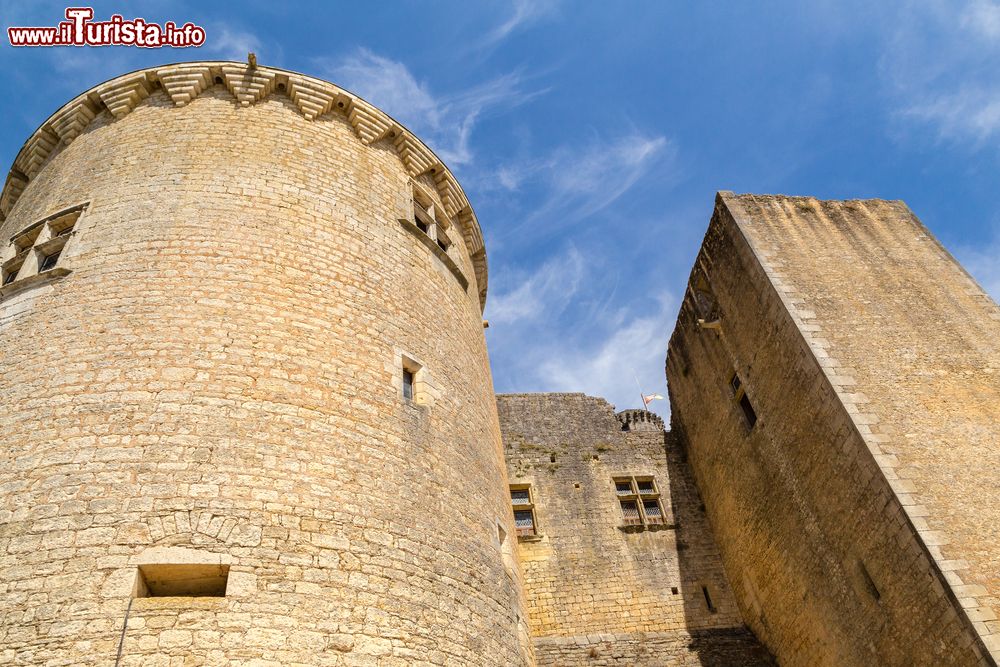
left=2, top=1, right=999, bottom=416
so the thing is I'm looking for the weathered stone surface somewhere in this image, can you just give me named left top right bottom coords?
left=498, top=393, right=773, bottom=666
left=0, top=61, right=528, bottom=666
left=666, top=192, right=1000, bottom=667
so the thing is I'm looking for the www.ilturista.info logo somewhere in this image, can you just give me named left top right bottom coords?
left=8, top=7, right=206, bottom=48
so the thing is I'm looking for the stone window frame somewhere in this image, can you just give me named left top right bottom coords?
left=0, top=202, right=87, bottom=298
left=391, top=348, right=437, bottom=408
left=510, top=484, right=541, bottom=540
left=614, top=475, right=666, bottom=528
left=398, top=183, right=469, bottom=291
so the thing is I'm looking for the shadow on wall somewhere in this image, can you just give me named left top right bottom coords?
left=661, top=424, right=776, bottom=667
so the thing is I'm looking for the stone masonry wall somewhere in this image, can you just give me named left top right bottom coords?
left=497, top=392, right=772, bottom=666
left=0, top=63, right=530, bottom=666
left=666, top=193, right=995, bottom=666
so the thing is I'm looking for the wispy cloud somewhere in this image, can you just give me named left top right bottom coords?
left=488, top=246, right=585, bottom=325
left=481, top=132, right=673, bottom=236
left=325, top=48, right=539, bottom=166
left=204, top=25, right=264, bottom=61
left=886, top=0, right=1000, bottom=144
left=487, top=243, right=675, bottom=417
left=535, top=292, right=675, bottom=414
left=485, top=0, right=559, bottom=45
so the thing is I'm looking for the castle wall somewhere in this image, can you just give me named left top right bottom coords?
left=666, top=193, right=998, bottom=666
left=0, top=63, right=529, bottom=666
left=497, top=393, right=772, bottom=666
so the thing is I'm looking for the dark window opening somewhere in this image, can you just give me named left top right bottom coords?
left=643, top=500, right=664, bottom=524
left=510, top=488, right=530, bottom=505
left=620, top=499, right=642, bottom=526
left=136, top=564, right=229, bottom=598
left=859, top=561, right=881, bottom=601
left=702, top=585, right=716, bottom=613
left=402, top=369, right=414, bottom=400
left=513, top=510, right=535, bottom=536
left=637, top=479, right=656, bottom=495
left=739, top=393, right=757, bottom=428
left=615, top=480, right=633, bottom=495
left=671, top=586, right=679, bottom=595
left=436, top=238, right=449, bottom=252
left=2, top=270, right=16, bottom=285
left=39, top=250, right=61, bottom=272
left=549, top=453, right=556, bottom=463
left=415, top=219, right=429, bottom=234
left=729, top=373, right=742, bottom=395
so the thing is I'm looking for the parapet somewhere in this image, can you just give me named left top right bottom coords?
left=0, top=60, right=488, bottom=308
left=616, top=409, right=665, bottom=432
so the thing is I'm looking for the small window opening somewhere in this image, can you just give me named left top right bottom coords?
left=859, top=561, right=881, bottom=601
left=2, top=269, right=17, bottom=285
left=39, top=249, right=62, bottom=272
left=643, top=499, right=664, bottom=524
left=637, top=479, right=656, bottom=495
left=549, top=453, right=556, bottom=463
left=702, top=585, right=716, bottom=613
left=671, top=586, right=679, bottom=595
left=415, top=219, right=429, bottom=234
left=615, top=480, right=633, bottom=496
left=730, top=371, right=758, bottom=430
left=214, top=76, right=224, bottom=85
left=739, top=393, right=757, bottom=428
left=136, top=564, right=229, bottom=598
left=620, top=499, right=642, bottom=526
left=510, top=485, right=538, bottom=537
left=402, top=369, right=414, bottom=400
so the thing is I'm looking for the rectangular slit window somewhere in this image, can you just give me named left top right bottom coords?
left=136, top=564, right=230, bottom=598
left=702, top=585, right=717, bottom=613
left=402, top=369, right=414, bottom=400
left=739, top=393, right=757, bottom=428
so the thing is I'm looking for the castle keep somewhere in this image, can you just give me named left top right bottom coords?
left=0, top=62, right=997, bottom=666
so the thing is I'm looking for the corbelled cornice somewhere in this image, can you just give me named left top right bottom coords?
left=1, top=61, right=488, bottom=309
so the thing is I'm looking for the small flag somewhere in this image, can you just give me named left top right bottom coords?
left=642, top=393, right=664, bottom=405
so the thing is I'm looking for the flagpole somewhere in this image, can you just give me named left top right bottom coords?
left=633, top=372, right=647, bottom=412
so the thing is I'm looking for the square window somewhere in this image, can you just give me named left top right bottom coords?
left=615, top=480, right=634, bottom=496
left=510, top=488, right=530, bottom=506
left=637, top=479, right=656, bottom=495
left=514, top=509, right=536, bottom=536
left=643, top=500, right=664, bottom=524
left=620, top=499, right=642, bottom=525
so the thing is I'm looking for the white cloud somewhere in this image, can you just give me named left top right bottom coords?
left=204, top=26, right=263, bottom=61
left=483, top=132, right=672, bottom=233
left=487, top=246, right=585, bottom=325
left=325, top=49, right=537, bottom=166
left=486, top=0, right=559, bottom=45
left=886, top=0, right=1000, bottom=143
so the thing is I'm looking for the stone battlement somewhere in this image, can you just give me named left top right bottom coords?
left=0, top=60, right=488, bottom=308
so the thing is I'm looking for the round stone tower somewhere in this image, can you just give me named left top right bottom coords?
left=0, top=62, right=531, bottom=665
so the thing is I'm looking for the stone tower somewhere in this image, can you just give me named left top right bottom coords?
left=667, top=193, right=1000, bottom=666
left=0, top=62, right=530, bottom=665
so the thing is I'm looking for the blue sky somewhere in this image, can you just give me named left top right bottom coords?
left=2, top=1, right=999, bottom=415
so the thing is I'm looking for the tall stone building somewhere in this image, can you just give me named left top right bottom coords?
left=1, top=62, right=998, bottom=667
left=0, top=61, right=530, bottom=665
